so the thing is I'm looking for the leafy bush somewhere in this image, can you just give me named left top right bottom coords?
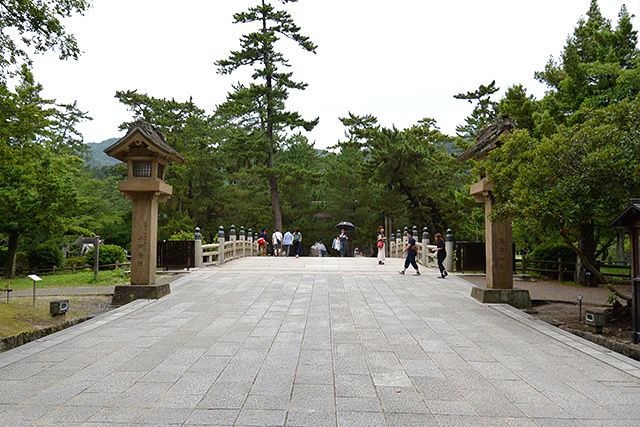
left=0, top=247, right=6, bottom=267
left=84, top=244, right=126, bottom=266
left=528, top=243, right=575, bottom=280
left=27, top=243, right=64, bottom=269
left=63, top=256, right=87, bottom=268
left=169, top=230, right=195, bottom=241
left=169, top=230, right=207, bottom=244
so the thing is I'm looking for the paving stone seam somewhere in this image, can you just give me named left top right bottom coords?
left=488, top=303, right=640, bottom=379
left=347, top=272, right=451, bottom=421
left=281, top=273, right=334, bottom=426
left=371, top=273, right=488, bottom=419
left=338, top=273, right=392, bottom=421
left=0, top=298, right=158, bottom=369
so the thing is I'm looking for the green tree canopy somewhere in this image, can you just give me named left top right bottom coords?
left=485, top=0, right=640, bottom=286
left=0, top=0, right=91, bottom=80
left=0, top=67, right=87, bottom=277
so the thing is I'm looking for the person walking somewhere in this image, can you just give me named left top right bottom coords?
left=434, top=233, right=448, bottom=278
left=399, top=230, right=420, bottom=276
left=338, top=229, right=348, bottom=257
left=283, top=229, right=293, bottom=256
left=332, top=236, right=341, bottom=256
left=377, top=225, right=386, bottom=265
left=272, top=229, right=283, bottom=257
left=292, top=228, right=303, bottom=258
left=258, top=228, right=268, bottom=256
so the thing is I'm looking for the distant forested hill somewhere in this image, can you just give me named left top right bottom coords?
left=85, top=138, right=119, bottom=168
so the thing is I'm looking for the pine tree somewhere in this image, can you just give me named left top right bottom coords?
left=216, top=0, right=318, bottom=232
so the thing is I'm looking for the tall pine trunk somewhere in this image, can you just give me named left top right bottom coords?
left=4, top=231, right=19, bottom=279
left=263, top=8, right=282, bottom=233
left=574, top=221, right=598, bottom=287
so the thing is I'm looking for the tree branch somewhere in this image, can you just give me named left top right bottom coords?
left=560, top=230, right=631, bottom=302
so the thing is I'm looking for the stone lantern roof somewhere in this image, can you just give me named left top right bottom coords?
left=609, top=199, right=640, bottom=227
left=457, top=115, right=517, bottom=162
left=104, top=120, right=185, bottom=164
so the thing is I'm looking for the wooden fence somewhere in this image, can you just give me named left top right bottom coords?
left=517, top=256, right=631, bottom=281
left=23, top=262, right=131, bottom=276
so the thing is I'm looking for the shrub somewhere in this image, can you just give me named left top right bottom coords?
left=63, top=256, right=87, bottom=268
left=27, top=243, right=64, bottom=269
left=528, top=243, right=575, bottom=280
left=84, top=244, right=126, bottom=266
left=0, top=246, right=6, bottom=268
left=168, top=230, right=207, bottom=244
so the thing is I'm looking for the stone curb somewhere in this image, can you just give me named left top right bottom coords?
left=0, top=315, right=93, bottom=353
left=562, top=327, right=640, bottom=362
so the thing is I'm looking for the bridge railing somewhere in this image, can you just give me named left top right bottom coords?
left=196, top=225, right=259, bottom=267
left=193, top=225, right=454, bottom=271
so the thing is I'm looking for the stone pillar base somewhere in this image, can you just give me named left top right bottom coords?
left=112, top=284, right=171, bottom=306
left=471, top=286, right=532, bottom=309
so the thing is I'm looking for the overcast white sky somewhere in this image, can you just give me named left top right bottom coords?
left=31, top=0, right=638, bottom=148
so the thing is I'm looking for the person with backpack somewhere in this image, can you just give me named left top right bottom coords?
left=258, top=228, right=268, bottom=256
left=272, top=229, right=283, bottom=257
left=399, top=230, right=420, bottom=276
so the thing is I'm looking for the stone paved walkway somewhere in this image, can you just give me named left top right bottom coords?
left=1, top=257, right=639, bottom=426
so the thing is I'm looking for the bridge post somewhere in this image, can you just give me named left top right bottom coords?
left=422, top=227, right=429, bottom=266
left=396, top=230, right=401, bottom=257
left=194, top=227, right=202, bottom=268
left=230, top=225, right=236, bottom=260
left=390, top=233, right=395, bottom=258
left=218, top=226, right=225, bottom=265
left=240, top=226, right=246, bottom=258
left=248, top=228, right=255, bottom=256
left=445, top=229, right=454, bottom=272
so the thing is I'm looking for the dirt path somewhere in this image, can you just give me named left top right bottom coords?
left=460, top=274, right=630, bottom=306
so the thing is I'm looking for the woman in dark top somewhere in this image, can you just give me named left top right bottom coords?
left=293, top=228, right=303, bottom=258
left=399, top=230, right=420, bottom=276
left=434, top=233, right=448, bottom=278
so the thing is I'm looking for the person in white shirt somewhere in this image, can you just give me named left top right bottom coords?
left=272, top=229, right=283, bottom=256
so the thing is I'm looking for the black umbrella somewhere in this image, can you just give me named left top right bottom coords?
left=335, top=221, right=356, bottom=232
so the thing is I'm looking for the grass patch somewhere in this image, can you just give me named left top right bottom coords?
left=600, top=266, right=630, bottom=275
left=0, top=296, right=109, bottom=337
left=2, top=270, right=129, bottom=292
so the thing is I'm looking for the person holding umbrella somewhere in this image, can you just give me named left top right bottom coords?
left=335, top=221, right=355, bottom=257
left=399, top=229, right=420, bottom=276
left=338, top=229, right=348, bottom=257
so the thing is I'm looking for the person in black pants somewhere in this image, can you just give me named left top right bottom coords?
left=434, top=233, right=448, bottom=278
left=398, top=230, right=420, bottom=276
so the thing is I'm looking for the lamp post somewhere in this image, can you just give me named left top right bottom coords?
left=104, top=120, right=185, bottom=304
left=609, top=198, right=640, bottom=344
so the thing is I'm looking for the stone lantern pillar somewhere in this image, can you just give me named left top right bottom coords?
left=458, top=116, right=531, bottom=309
left=609, top=198, right=640, bottom=344
left=104, top=120, right=185, bottom=304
